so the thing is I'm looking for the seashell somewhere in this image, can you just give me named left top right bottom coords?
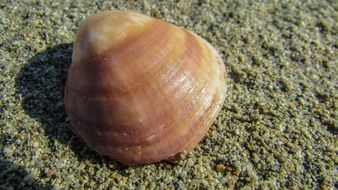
left=64, top=11, right=227, bottom=165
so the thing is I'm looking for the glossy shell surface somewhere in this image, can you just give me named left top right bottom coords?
left=64, top=11, right=227, bottom=164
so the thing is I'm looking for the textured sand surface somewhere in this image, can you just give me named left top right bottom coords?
left=0, top=1, right=337, bottom=189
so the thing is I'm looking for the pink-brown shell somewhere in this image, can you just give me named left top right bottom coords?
left=64, top=11, right=227, bottom=165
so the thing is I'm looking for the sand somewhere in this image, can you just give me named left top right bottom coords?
left=0, top=0, right=337, bottom=189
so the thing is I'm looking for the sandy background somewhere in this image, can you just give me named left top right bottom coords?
left=0, top=0, right=337, bottom=189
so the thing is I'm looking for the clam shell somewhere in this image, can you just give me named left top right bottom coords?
left=64, top=11, right=227, bottom=165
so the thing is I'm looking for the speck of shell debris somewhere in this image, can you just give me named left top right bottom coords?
left=0, top=0, right=337, bottom=189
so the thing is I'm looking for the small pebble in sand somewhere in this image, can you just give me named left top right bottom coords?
left=215, top=164, right=226, bottom=173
